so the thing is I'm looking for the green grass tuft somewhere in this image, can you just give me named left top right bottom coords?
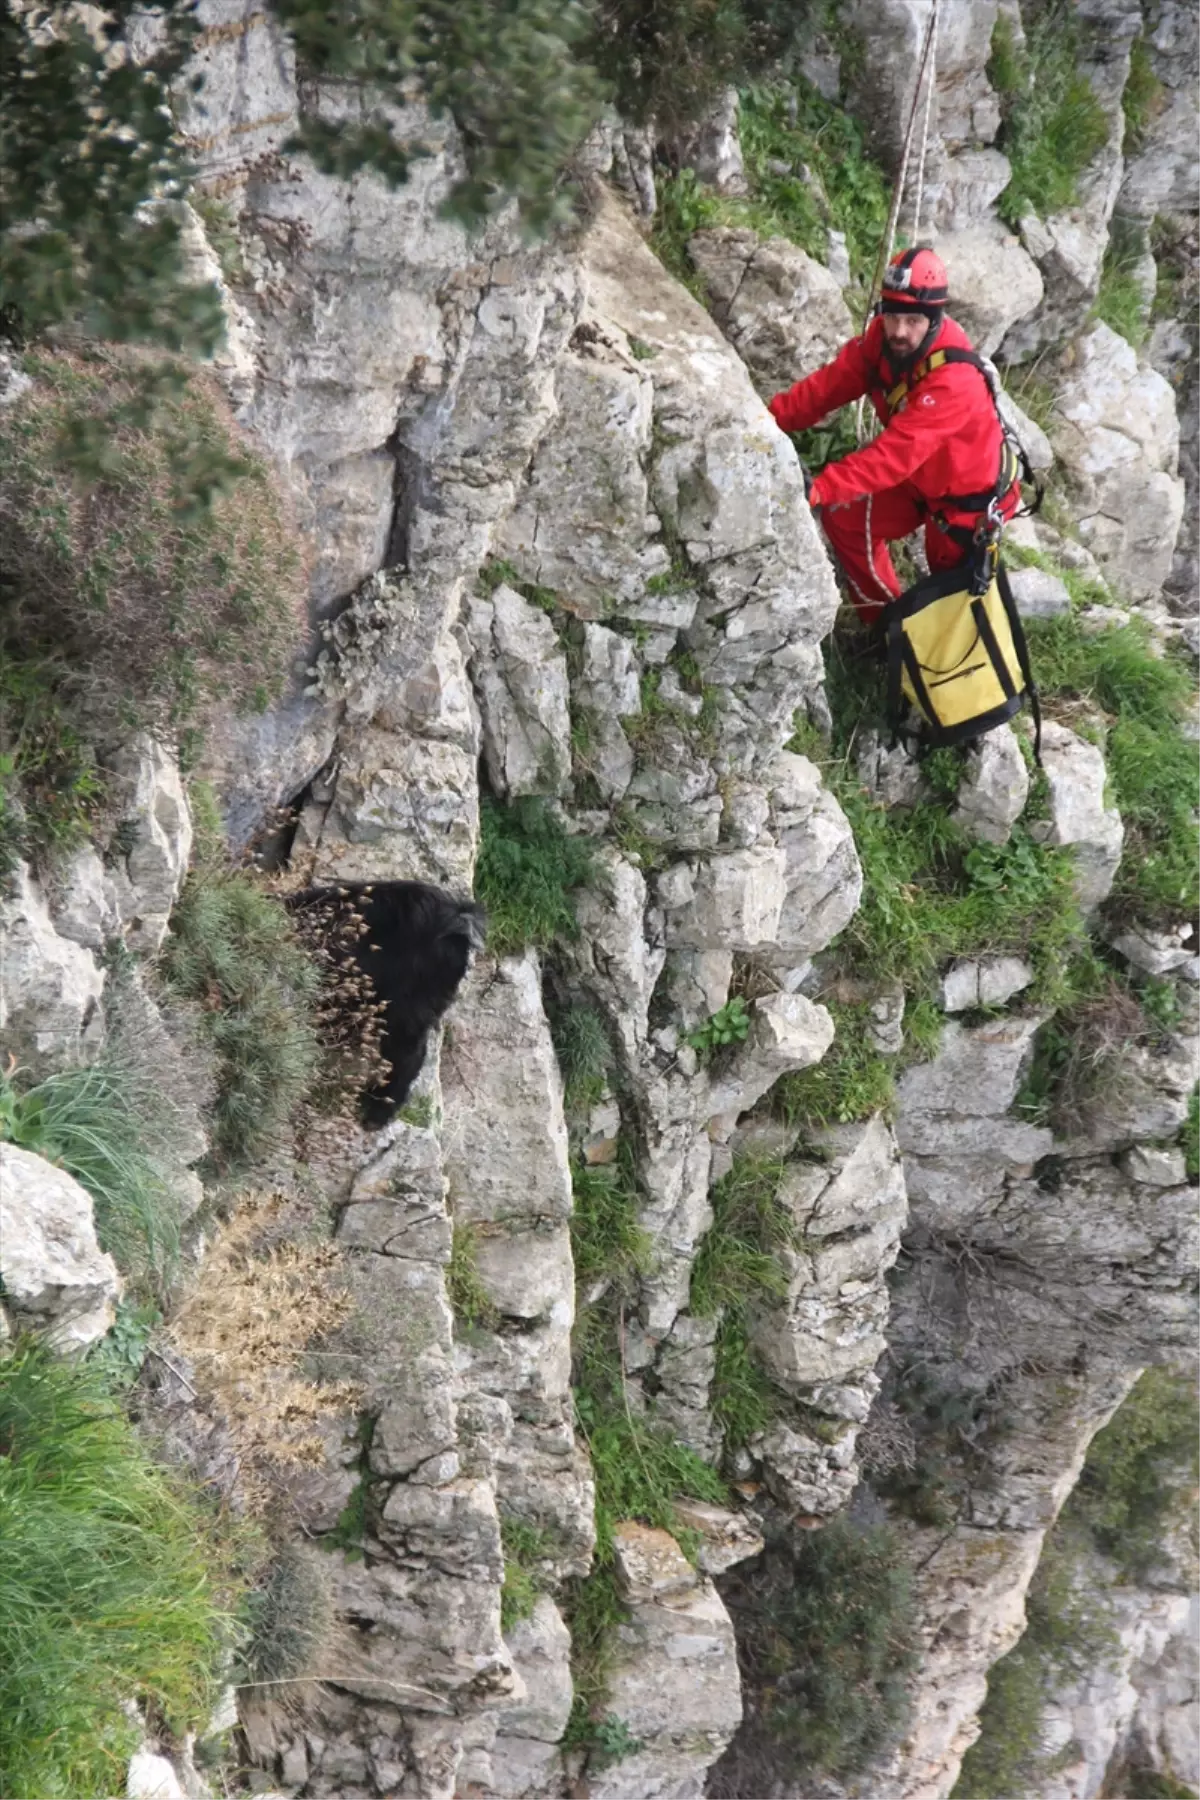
left=774, top=1001, right=897, bottom=1130
left=993, top=2, right=1111, bottom=226
left=475, top=795, right=599, bottom=956
left=1091, top=219, right=1150, bottom=348
left=550, top=999, right=616, bottom=1114
left=446, top=1224, right=500, bottom=1333
left=500, top=1518, right=556, bottom=1632
left=1024, top=611, right=1199, bottom=923
left=1122, top=35, right=1164, bottom=152
left=0, top=1063, right=185, bottom=1289
left=162, top=866, right=321, bottom=1170
left=0, top=1343, right=235, bottom=1799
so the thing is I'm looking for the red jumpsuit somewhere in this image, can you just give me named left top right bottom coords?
left=769, top=314, right=1020, bottom=620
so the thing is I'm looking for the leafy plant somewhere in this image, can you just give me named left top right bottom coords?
left=0, top=1062, right=185, bottom=1288
left=161, top=867, right=322, bottom=1169
left=87, top=1300, right=161, bottom=1391
left=0, top=1343, right=235, bottom=1799
left=475, top=795, right=599, bottom=956
left=686, top=996, right=751, bottom=1059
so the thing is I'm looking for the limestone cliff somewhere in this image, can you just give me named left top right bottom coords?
left=0, top=2, right=1196, bottom=1797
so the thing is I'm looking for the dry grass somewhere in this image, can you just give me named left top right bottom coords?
left=169, top=1192, right=360, bottom=1507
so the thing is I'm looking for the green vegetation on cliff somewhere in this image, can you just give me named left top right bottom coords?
left=0, top=1344, right=236, bottom=1799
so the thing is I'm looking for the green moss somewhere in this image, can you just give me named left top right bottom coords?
left=651, top=79, right=889, bottom=298
left=1092, top=218, right=1150, bottom=348
left=774, top=1001, right=897, bottom=1130
left=1069, top=1367, right=1199, bottom=1582
left=570, top=1155, right=653, bottom=1296
left=1183, top=1090, right=1199, bottom=1182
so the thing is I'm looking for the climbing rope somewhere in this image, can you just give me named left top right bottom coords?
left=855, top=0, right=941, bottom=445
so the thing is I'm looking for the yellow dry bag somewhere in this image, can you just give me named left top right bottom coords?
left=882, top=559, right=1041, bottom=753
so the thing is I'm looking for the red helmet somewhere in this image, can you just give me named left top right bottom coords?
left=881, top=246, right=949, bottom=310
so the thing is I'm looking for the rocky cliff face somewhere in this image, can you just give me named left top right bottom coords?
left=2, top=1, right=1196, bottom=1796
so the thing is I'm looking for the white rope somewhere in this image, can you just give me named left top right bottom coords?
left=910, top=0, right=939, bottom=242
left=855, top=0, right=941, bottom=445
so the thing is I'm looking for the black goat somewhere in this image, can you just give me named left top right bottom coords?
left=289, top=879, right=486, bottom=1126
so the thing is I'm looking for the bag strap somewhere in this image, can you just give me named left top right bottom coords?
left=997, top=561, right=1042, bottom=763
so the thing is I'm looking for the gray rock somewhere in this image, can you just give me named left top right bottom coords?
left=952, top=725, right=1030, bottom=846
left=106, top=735, right=193, bottom=954
left=687, top=227, right=853, bottom=399
left=896, top=1014, right=1045, bottom=1127
left=572, top=849, right=666, bottom=1057
left=0, top=864, right=106, bottom=1076
left=0, top=1143, right=122, bottom=1350
left=1031, top=720, right=1125, bottom=913
left=706, top=991, right=835, bottom=1133
left=468, top=586, right=572, bottom=798
left=940, top=955, right=1035, bottom=1013
left=767, top=751, right=863, bottom=961
left=498, top=1596, right=573, bottom=1742
left=49, top=847, right=121, bottom=951
left=1121, top=1145, right=1189, bottom=1188
left=1007, top=565, right=1072, bottom=619
left=669, top=1499, right=764, bottom=1575
left=1047, top=322, right=1185, bottom=602
left=856, top=729, right=928, bottom=809
left=671, top=87, right=747, bottom=194
left=938, top=223, right=1044, bottom=357
left=664, top=847, right=788, bottom=951
left=865, top=980, right=907, bottom=1055
left=1109, top=924, right=1195, bottom=977
left=126, top=1751, right=185, bottom=1800
left=586, top=1528, right=742, bottom=1800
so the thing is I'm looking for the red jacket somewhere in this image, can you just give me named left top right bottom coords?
left=769, top=314, right=1015, bottom=525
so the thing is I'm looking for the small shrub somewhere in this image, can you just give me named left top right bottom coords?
left=0, top=1062, right=185, bottom=1288
left=447, top=1224, right=500, bottom=1332
left=0, top=349, right=305, bottom=735
left=162, top=865, right=322, bottom=1168
left=474, top=795, right=599, bottom=956
left=1068, top=1367, right=1199, bottom=1582
left=686, top=996, right=751, bottom=1059
left=994, top=2, right=1111, bottom=225
left=0, top=1343, right=234, bottom=1799
left=1122, top=35, right=1164, bottom=151
left=88, top=1299, right=161, bottom=1391
left=710, top=1516, right=918, bottom=1794
left=237, top=1541, right=333, bottom=1687
left=168, top=1191, right=361, bottom=1505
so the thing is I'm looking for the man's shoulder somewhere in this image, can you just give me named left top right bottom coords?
left=938, top=315, right=978, bottom=352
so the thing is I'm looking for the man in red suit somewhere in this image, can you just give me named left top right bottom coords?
left=768, top=246, right=1021, bottom=621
